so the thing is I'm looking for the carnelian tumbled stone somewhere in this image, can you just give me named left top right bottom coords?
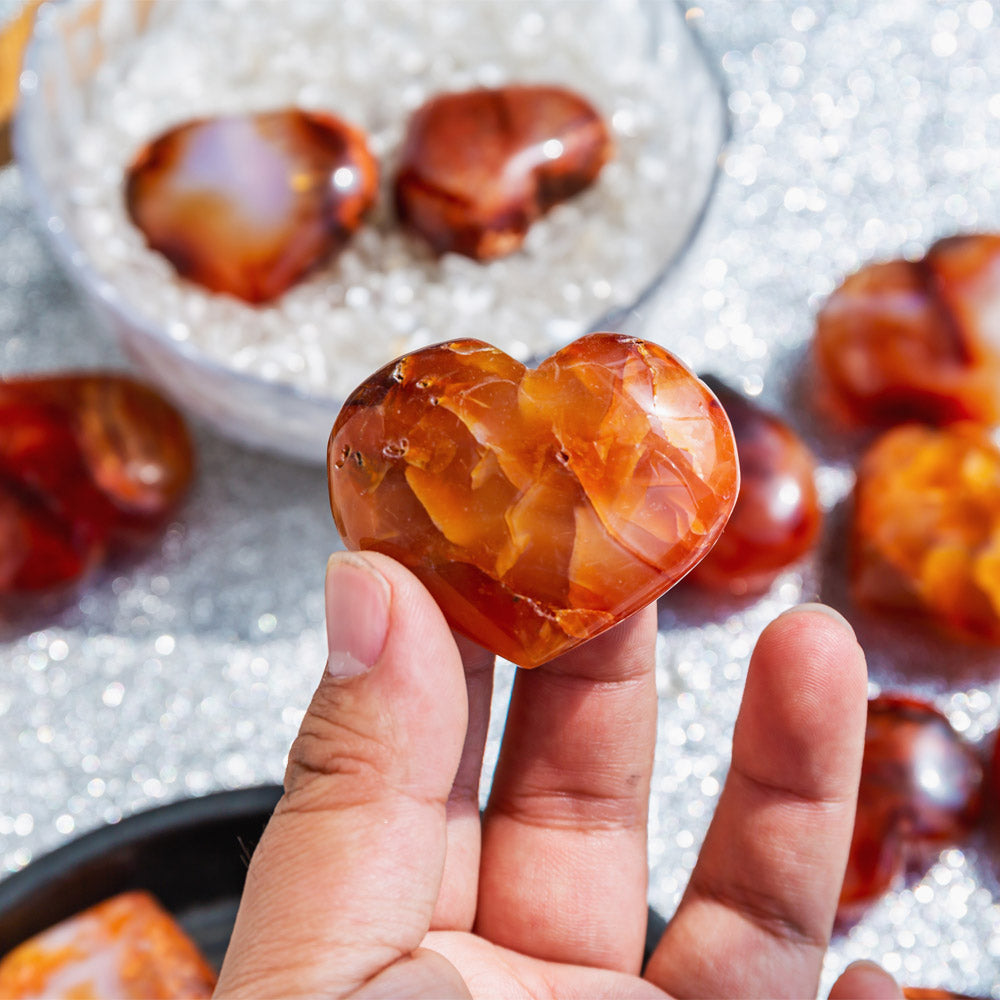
left=394, top=85, right=613, bottom=260
left=125, top=109, right=378, bottom=303
left=851, top=422, right=1000, bottom=643
left=839, top=694, right=982, bottom=922
left=0, top=891, right=216, bottom=998
left=328, top=333, right=738, bottom=667
left=0, top=374, right=193, bottom=594
left=814, top=234, right=1000, bottom=427
left=688, top=378, right=822, bottom=595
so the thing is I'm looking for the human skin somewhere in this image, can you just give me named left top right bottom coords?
left=214, top=551, right=900, bottom=1000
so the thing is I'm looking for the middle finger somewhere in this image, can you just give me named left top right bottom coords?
left=475, top=603, right=658, bottom=973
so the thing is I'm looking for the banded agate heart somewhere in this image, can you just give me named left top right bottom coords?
left=328, top=333, right=738, bottom=667
left=125, top=109, right=378, bottom=303
left=394, top=85, right=612, bottom=261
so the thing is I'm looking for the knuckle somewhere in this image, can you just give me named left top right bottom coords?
left=281, top=698, right=395, bottom=811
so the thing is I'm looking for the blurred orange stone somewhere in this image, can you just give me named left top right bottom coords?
left=394, top=85, right=613, bottom=260
left=688, top=377, right=822, bottom=595
left=125, top=109, right=378, bottom=303
left=328, top=333, right=738, bottom=667
left=0, top=373, right=193, bottom=593
left=814, top=234, right=1000, bottom=427
left=838, top=694, right=982, bottom=924
left=851, top=422, right=1000, bottom=643
left=0, top=891, right=216, bottom=998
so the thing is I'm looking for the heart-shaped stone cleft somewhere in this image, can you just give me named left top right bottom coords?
left=328, top=333, right=739, bottom=667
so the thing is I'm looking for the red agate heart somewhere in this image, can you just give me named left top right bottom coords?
left=327, top=333, right=739, bottom=667
left=688, top=377, right=822, bottom=596
left=394, top=85, right=612, bottom=261
left=125, top=109, right=378, bottom=303
left=0, top=374, right=193, bottom=594
left=838, top=694, right=983, bottom=924
left=814, top=234, right=1000, bottom=427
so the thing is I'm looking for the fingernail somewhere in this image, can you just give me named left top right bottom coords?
left=325, top=552, right=390, bottom=677
left=782, top=601, right=857, bottom=638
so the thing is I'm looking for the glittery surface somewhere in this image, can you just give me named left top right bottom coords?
left=2, top=1, right=1000, bottom=995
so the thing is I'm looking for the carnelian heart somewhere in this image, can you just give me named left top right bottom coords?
left=328, top=333, right=739, bottom=667
left=814, top=234, right=1000, bottom=427
left=0, top=374, right=193, bottom=594
left=125, top=109, right=378, bottom=303
left=394, top=85, right=613, bottom=261
left=838, top=694, right=982, bottom=925
left=851, top=422, right=1000, bottom=644
left=688, top=376, right=822, bottom=596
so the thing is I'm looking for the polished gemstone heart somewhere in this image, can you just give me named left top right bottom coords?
left=328, top=333, right=738, bottom=667
left=688, top=377, right=821, bottom=596
left=394, top=85, right=612, bottom=261
left=851, top=422, right=1000, bottom=644
left=814, top=234, right=1000, bottom=427
left=0, top=374, right=193, bottom=594
left=838, top=694, right=982, bottom=924
left=125, top=109, right=378, bottom=303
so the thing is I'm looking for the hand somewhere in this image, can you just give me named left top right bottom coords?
left=215, top=551, right=901, bottom=999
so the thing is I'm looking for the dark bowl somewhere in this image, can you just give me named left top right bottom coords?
left=0, top=784, right=668, bottom=973
left=0, top=785, right=282, bottom=970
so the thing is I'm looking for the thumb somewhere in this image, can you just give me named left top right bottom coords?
left=215, top=551, right=471, bottom=999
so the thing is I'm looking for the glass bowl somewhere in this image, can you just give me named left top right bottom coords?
left=14, top=0, right=728, bottom=464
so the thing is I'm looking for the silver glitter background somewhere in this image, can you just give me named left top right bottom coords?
left=2, top=1, right=1000, bottom=995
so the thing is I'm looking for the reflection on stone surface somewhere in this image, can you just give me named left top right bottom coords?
left=814, top=234, right=1000, bottom=427
left=0, top=891, right=216, bottom=998
left=851, top=422, right=1000, bottom=644
left=394, top=85, right=612, bottom=260
left=125, top=109, right=378, bottom=303
left=688, top=377, right=821, bottom=595
left=328, top=333, right=738, bottom=667
left=839, top=694, right=983, bottom=923
left=0, top=374, right=193, bottom=593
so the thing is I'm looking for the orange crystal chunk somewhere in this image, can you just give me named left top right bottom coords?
left=688, top=377, right=822, bottom=595
left=328, top=333, right=738, bottom=667
left=0, top=891, right=216, bottom=998
left=394, top=85, right=613, bottom=261
left=814, top=234, right=1000, bottom=427
left=838, top=695, right=982, bottom=923
left=851, top=422, right=1000, bottom=643
left=0, top=373, right=193, bottom=594
left=125, top=109, right=378, bottom=303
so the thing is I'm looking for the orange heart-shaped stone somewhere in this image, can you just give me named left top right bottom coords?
left=328, top=333, right=739, bottom=667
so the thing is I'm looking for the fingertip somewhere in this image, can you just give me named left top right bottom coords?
left=733, top=601, right=868, bottom=811
left=753, top=602, right=868, bottom=724
left=829, top=961, right=903, bottom=1000
left=768, top=602, right=864, bottom=670
left=778, top=601, right=858, bottom=642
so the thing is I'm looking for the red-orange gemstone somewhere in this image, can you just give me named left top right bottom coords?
left=0, top=374, right=194, bottom=594
left=838, top=694, right=983, bottom=922
left=688, top=378, right=822, bottom=595
left=394, top=85, right=613, bottom=261
left=0, top=891, right=216, bottom=998
left=814, top=234, right=1000, bottom=427
left=328, top=333, right=738, bottom=667
left=851, top=422, right=1000, bottom=644
left=125, top=109, right=378, bottom=303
